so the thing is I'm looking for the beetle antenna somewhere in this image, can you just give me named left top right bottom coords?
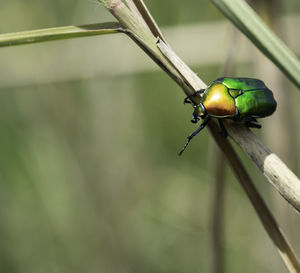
left=179, top=117, right=210, bottom=156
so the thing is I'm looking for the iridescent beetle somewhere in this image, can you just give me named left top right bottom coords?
left=179, top=77, right=277, bottom=155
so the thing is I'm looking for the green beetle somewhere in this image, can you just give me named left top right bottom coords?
left=179, top=77, right=277, bottom=155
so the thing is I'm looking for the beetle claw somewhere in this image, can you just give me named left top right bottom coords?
left=191, top=115, right=200, bottom=123
left=183, top=97, right=192, bottom=104
left=245, top=121, right=261, bottom=129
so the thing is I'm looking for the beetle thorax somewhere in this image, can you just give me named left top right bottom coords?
left=201, top=83, right=236, bottom=118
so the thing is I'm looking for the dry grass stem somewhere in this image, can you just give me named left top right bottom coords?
left=226, top=122, right=300, bottom=212
left=130, top=0, right=166, bottom=42
left=123, top=0, right=144, bottom=19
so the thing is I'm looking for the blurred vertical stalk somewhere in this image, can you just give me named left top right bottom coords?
left=211, top=150, right=226, bottom=273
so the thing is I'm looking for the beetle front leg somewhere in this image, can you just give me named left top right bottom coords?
left=194, top=89, right=205, bottom=95
left=183, top=89, right=205, bottom=104
left=245, top=121, right=262, bottom=129
left=179, top=117, right=210, bottom=156
left=183, top=97, right=192, bottom=104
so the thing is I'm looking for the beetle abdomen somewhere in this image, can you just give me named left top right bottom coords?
left=235, top=88, right=277, bottom=120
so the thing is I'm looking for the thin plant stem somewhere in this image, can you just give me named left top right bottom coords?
left=130, top=0, right=166, bottom=42
left=0, top=22, right=123, bottom=47
left=225, top=122, right=300, bottom=213
left=124, top=0, right=144, bottom=19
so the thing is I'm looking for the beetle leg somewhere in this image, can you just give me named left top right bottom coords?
left=218, top=119, right=228, bottom=137
left=183, top=97, right=192, bottom=104
left=245, top=121, right=262, bottom=129
left=183, top=89, right=205, bottom=104
left=179, top=117, right=210, bottom=156
left=245, top=117, right=261, bottom=128
left=194, top=89, right=205, bottom=95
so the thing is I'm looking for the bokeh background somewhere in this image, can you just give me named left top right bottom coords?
left=0, top=0, right=299, bottom=272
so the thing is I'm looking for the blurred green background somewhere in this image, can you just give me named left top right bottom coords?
left=0, top=0, right=300, bottom=272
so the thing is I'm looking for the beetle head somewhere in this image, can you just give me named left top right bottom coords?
left=191, top=103, right=206, bottom=123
